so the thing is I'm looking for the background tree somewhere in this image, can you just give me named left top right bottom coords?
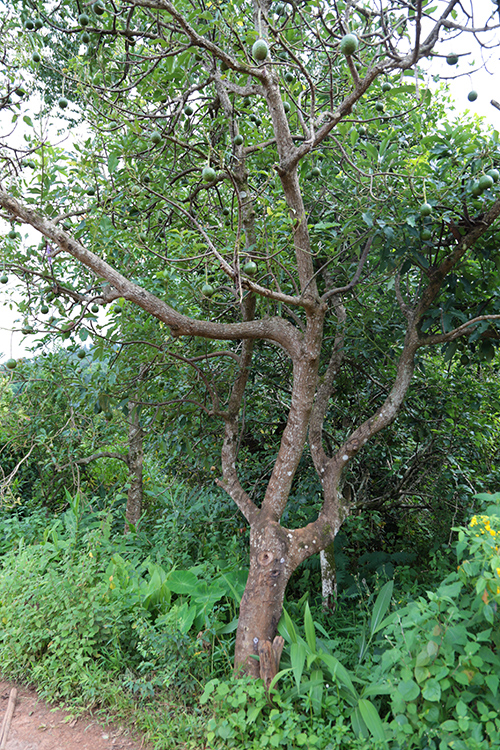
left=1, top=0, right=500, bottom=682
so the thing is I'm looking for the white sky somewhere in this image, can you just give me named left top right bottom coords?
left=1, top=9, right=500, bottom=362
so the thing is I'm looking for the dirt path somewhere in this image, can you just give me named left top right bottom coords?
left=0, top=681, right=147, bottom=750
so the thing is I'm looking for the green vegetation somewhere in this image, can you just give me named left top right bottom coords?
left=0, top=485, right=499, bottom=748
left=1, top=0, right=500, bottom=746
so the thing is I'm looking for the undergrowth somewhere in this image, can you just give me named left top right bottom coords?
left=0, top=488, right=499, bottom=749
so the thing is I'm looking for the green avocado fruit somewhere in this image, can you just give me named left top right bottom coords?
left=243, top=260, right=258, bottom=276
left=479, top=174, right=494, bottom=191
left=340, top=34, right=358, bottom=56
left=202, top=166, right=216, bottom=182
left=252, top=39, right=269, bottom=61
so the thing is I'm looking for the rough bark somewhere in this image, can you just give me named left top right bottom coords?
left=234, top=518, right=294, bottom=677
left=320, top=545, right=337, bottom=611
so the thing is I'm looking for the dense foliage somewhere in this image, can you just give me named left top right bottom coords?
left=0, top=489, right=499, bottom=749
left=1, top=0, right=500, bottom=743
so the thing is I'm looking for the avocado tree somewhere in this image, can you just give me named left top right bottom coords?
left=1, top=0, right=500, bottom=681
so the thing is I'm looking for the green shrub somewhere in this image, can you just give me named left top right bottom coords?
left=201, top=507, right=500, bottom=749
left=376, top=506, right=500, bottom=749
left=0, top=492, right=245, bottom=708
left=201, top=675, right=385, bottom=749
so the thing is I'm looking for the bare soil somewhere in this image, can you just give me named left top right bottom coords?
left=0, top=681, right=148, bottom=750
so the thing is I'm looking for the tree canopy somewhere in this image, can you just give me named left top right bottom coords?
left=1, top=0, right=500, bottom=679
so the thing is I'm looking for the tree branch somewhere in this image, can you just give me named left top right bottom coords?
left=418, top=314, right=500, bottom=347
left=0, top=188, right=301, bottom=356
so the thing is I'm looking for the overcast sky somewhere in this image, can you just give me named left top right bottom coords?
left=1, top=9, right=499, bottom=363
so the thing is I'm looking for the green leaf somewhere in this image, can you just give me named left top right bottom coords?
left=370, top=579, right=394, bottom=636
left=108, top=152, right=120, bottom=174
left=290, top=641, right=306, bottom=691
left=351, top=706, right=367, bottom=739
left=176, top=602, right=197, bottom=634
left=483, top=604, right=494, bottom=624
left=280, top=608, right=298, bottom=644
left=415, top=666, right=431, bottom=683
left=199, top=678, right=218, bottom=704
left=422, top=678, right=441, bottom=702
left=319, top=652, right=358, bottom=699
left=357, top=698, right=386, bottom=742
left=303, top=601, right=316, bottom=653
left=247, top=704, right=263, bottom=722
left=361, top=682, right=392, bottom=697
left=485, top=674, right=499, bottom=695
left=167, top=569, right=199, bottom=594
left=358, top=628, right=368, bottom=663
left=398, top=679, right=420, bottom=701
left=269, top=667, right=293, bottom=692
left=310, top=668, right=324, bottom=715
left=416, top=649, right=431, bottom=667
left=214, top=617, right=239, bottom=634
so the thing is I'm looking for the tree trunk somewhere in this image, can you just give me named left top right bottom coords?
left=124, top=404, right=144, bottom=532
left=320, top=543, right=337, bottom=611
left=234, top=519, right=292, bottom=681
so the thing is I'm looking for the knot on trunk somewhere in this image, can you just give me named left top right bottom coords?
left=257, top=550, right=273, bottom=566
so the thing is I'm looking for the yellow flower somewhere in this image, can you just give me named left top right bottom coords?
left=496, top=568, right=500, bottom=578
